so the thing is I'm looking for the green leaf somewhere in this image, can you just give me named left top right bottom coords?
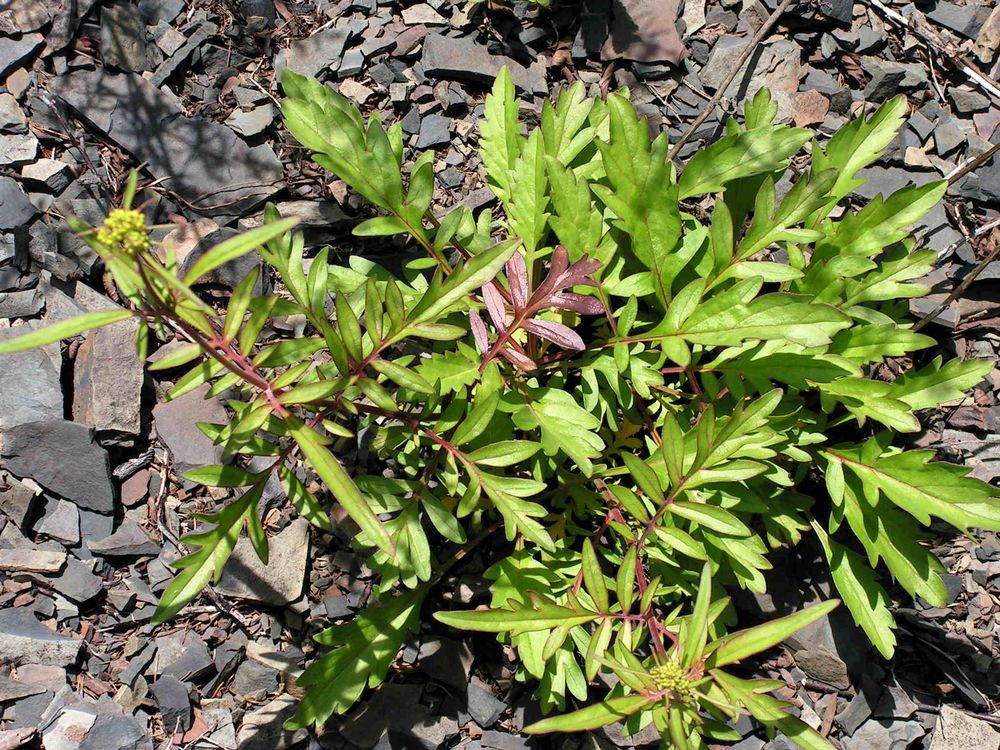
left=680, top=562, right=713, bottom=667
left=289, top=421, right=394, bottom=554
left=434, top=597, right=598, bottom=635
left=0, top=309, right=134, bottom=354
left=182, top=465, right=262, bottom=487
left=153, top=484, right=264, bottom=623
left=183, top=219, right=297, bottom=285
left=818, top=378, right=919, bottom=432
left=280, top=464, right=333, bottom=531
left=524, top=695, right=654, bottom=734
left=889, top=355, right=992, bottom=410
left=512, top=388, right=605, bottom=476
left=670, top=501, right=751, bottom=537
left=467, top=440, right=541, bottom=467
left=678, top=126, right=812, bottom=199
left=407, top=239, right=519, bottom=327
left=506, top=128, right=550, bottom=254
left=147, top=342, right=203, bottom=372
left=286, top=588, right=427, bottom=728
left=709, top=600, right=840, bottom=667
left=353, top=216, right=409, bottom=237
left=371, top=358, right=434, bottom=394
left=481, top=67, right=523, bottom=203
left=581, top=539, right=610, bottom=612
left=811, top=520, right=896, bottom=658
left=623, top=453, right=665, bottom=504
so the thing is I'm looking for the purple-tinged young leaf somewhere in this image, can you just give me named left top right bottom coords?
left=530, top=246, right=601, bottom=310
left=483, top=282, right=508, bottom=329
left=470, top=310, right=490, bottom=354
left=550, top=292, right=604, bottom=315
left=506, top=252, right=530, bottom=313
left=523, top=318, right=585, bottom=350
left=500, top=345, right=538, bottom=371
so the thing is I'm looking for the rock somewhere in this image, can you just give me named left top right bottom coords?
left=402, top=4, right=448, bottom=25
left=842, top=719, right=924, bottom=750
left=72, top=316, right=144, bottom=444
left=340, top=684, right=432, bottom=748
left=0, top=132, right=38, bottom=166
left=415, top=114, right=451, bottom=149
left=154, top=23, right=186, bottom=56
left=0, top=420, right=115, bottom=514
left=928, top=2, right=989, bottom=40
left=863, top=59, right=906, bottom=103
left=6, top=69, right=31, bottom=99
left=481, top=730, right=531, bottom=750
left=217, top=518, right=309, bottom=606
left=236, top=694, right=307, bottom=750
left=239, top=199, right=349, bottom=230
left=226, top=104, right=274, bottom=137
left=875, top=685, right=918, bottom=720
left=42, top=707, right=97, bottom=750
left=421, top=33, right=547, bottom=95
left=43, top=557, right=104, bottom=603
left=0, top=609, right=81, bottom=666
left=0, top=93, right=27, bottom=132
left=88, top=520, right=159, bottom=557
left=929, top=705, right=1000, bottom=750
left=0, top=675, right=45, bottom=702
left=152, top=384, right=227, bottom=476
left=0, top=34, right=43, bottom=79
left=49, top=70, right=283, bottom=216
left=0, top=2, right=51, bottom=34
left=793, top=645, right=850, bottom=689
left=0, top=288, right=44, bottom=318
left=77, top=713, right=153, bottom=750
left=0, top=175, right=38, bottom=228
left=152, top=675, right=191, bottom=734
left=467, top=678, right=506, bottom=728
left=418, top=637, right=473, bottom=689
left=0, top=548, right=66, bottom=573
left=793, top=90, right=830, bottom=127
left=138, top=0, right=185, bottom=24
left=816, top=0, right=853, bottom=22
left=101, top=2, right=148, bottom=72
left=152, top=632, right=215, bottom=682
left=0, top=474, right=37, bottom=530
left=699, top=34, right=752, bottom=92
left=33, top=499, right=80, bottom=545
left=0, top=327, right=63, bottom=432
left=280, top=27, right=351, bottom=79
left=231, top=659, right=279, bottom=698
left=949, top=88, right=990, bottom=114
left=339, top=78, right=374, bottom=104
left=21, top=159, right=74, bottom=193
left=149, top=19, right=216, bottom=86
left=935, top=116, right=968, bottom=156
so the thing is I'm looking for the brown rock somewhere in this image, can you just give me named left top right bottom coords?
left=794, top=90, right=831, bottom=128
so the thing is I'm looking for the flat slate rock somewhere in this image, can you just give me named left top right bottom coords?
left=0, top=676, right=46, bottom=702
left=421, top=33, right=547, bottom=94
left=279, top=27, right=351, bottom=78
left=0, top=609, right=82, bottom=667
left=0, top=327, right=63, bottom=432
left=77, top=712, right=152, bottom=750
left=0, top=175, right=38, bottom=229
left=0, top=34, right=43, bottom=79
left=216, top=518, right=309, bottom=606
left=0, top=420, right=114, bottom=513
left=49, top=70, right=283, bottom=216
left=88, top=520, right=160, bottom=557
left=152, top=383, right=227, bottom=475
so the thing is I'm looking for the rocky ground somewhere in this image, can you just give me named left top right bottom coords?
left=1, top=0, right=1000, bottom=748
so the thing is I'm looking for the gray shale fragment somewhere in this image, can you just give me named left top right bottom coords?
left=0, top=609, right=82, bottom=667
left=49, top=69, right=283, bottom=215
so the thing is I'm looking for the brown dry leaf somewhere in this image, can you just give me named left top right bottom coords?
left=602, top=0, right=688, bottom=64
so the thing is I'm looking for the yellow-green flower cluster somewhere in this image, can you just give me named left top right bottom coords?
left=97, top=208, right=150, bottom=253
left=649, top=662, right=692, bottom=696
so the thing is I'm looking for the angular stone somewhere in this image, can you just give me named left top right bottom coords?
left=225, top=104, right=273, bottom=137
left=34, top=499, right=81, bottom=545
left=0, top=288, right=44, bottom=318
left=0, top=609, right=81, bottom=666
left=101, top=2, right=148, bottom=72
left=467, top=678, right=506, bottom=728
left=0, top=175, right=38, bottom=229
left=0, top=327, right=62, bottom=432
left=415, top=113, right=451, bottom=149
left=217, top=519, right=309, bottom=605
left=0, top=34, right=43, bottom=79
left=152, top=384, right=227, bottom=476
left=77, top=713, right=152, bottom=750
left=0, top=93, right=27, bottom=132
left=421, top=33, right=547, bottom=95
left=149, top=20, right=215, bottom=86
left=0, top=132, right=37, bottom=166
left=21, top=159, right=74, bottom=193
left=49, top=70, right=283, bottom=216
left=72, top=316, right=143, bottom=444
left=928, top=2, right=989, bottom=40
left=231, top=659, right=279, bottom=698
left=816, top=0, right=853, bottom=22
left=281, top=27, right=351, bottom=79
left=0, top=548, right=66, bottom=573
left=0, top=420, right=114, bottom=513
left=153, top=631, right=215, bottom=682
left=842, top=719, right=924, bottom=750
left=0, top=675, right=45, bottom=702
left=949, top=88, right=990, bottom=114
left=0, top=2, right=51, bottom=35
left=41, top=557, right=103, bottom=603
left=794, top=645, right=850, bottom=689
left=42, top=707, right=97, bottom=750
left=929, top=705, right=999, bottom=750
left=152, top=675, right=191, bottom=734
left=88, top=520, right=159, bottom=557
left=418, top=637, right=473, bottom=689
left=402, top=4, right=447, bottom=25
left=0, top=474, right=36, bottom=530
left=239, top=199, right=349, bottom=230
left=138, top=0, right=185, bottom=24
left=236, top=695, right=307, bottom=750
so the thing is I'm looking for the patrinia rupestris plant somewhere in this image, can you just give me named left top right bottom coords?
left=1, top=70, right=997, bottom=748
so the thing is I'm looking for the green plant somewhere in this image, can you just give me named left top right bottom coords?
left=2, top=70, right=997, bottom=748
